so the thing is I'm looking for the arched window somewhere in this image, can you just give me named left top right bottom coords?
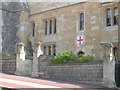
left=78, top=51, right=85, bottom=57
left=80, top=13, right=84, bottom=30
left=113, top=7, right=118, bottom=25
left=106, top=9, right=111, bottom=26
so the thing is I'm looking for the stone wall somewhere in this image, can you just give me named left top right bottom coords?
left=118, top=2, right=120, bottom=61
left=2, top=59, right=16, bottom=74
left=0, top=2, right=3, bottom=63
left=38, top=61, right=103, bottom=84
left=1, top=2, right=29, bottom=59
left=2, top=10, right=20, bottom=59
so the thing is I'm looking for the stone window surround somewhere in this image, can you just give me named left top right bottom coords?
left=103, top=6, right=118, bottom=30
left=76, top=12, right=85, bottom=33
left=30, top=21, right=35, bottom=37
left=80, top=13, right=85, bottom=30
left=42, top=43, right=56, bottom=56
left=113, top=7, right=118, bottom=25
left=43, top=17, right=57, bottom=36
left=106, top=8, right=111, bottom=26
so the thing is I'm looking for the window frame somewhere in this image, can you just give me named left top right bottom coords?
left=53, top=45, right=56, bottom=56
left=44, top=20, right=48, bottom=35
left=43, top=46, right=46, bottom=55
left=32, top=22, right=35, bottom=37
left=113, top=7, right=118, bottom=26
left=106, top=8, right=112, bottom=27
left=49, top=20, right=52, bottom=35
left=54, top=19, right=57, bottom=34
left=79, top=13, right=85, bottom=31
left=48, top=46, right=51, bottom=55
left=76, top=12, right=85, bottom=33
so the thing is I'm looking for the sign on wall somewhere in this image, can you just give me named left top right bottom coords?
left=76, top=35, right=85, bottom=47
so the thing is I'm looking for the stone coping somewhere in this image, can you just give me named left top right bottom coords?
left=1, top=59, right=16, bottom=60
left=46, top=61, right=103, bottom=66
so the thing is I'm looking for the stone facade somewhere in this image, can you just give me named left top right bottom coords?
left=0, top=1, right=119, bottom=60
left=0, top=1, right=119, bottom=88
left=0, top=2, right=29, bottom=59
left=29, top=1, right=119, bottom=60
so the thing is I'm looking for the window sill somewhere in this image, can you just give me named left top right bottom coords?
left=77, top=29, right=85, bottom=33
left=104, top=25, right=118, bottom=30
left=43, top=34, right=57, bottom=37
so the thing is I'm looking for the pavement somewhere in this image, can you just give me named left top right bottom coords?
left=0, top=73, right=109, bottom=90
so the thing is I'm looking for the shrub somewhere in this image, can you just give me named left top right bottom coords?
left=50, top=51, right=94, bottom=63
left=78, top=55, right=94, bottom=63
left=26, top=40, right=33, bottom=56
left=50, top=51, right=78, bottom=63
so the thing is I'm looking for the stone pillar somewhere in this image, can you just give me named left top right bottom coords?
left=52, top=19, right=54, bottom=34
left=31, top=42, right=43, bottom=77
left=46, top=45, right=49, bottom=55
left=103, top=44, right=116, bottom=88
left=47, top=20, right=50, bottom=35
left=51, top=45, right=54, bottom=56
left=16, top=42, right=25, bottom=75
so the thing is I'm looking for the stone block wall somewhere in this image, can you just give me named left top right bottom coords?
left=39, top=62, right=103, bottom=84
left=1, top=2, right=29, bottom=59
left=2, top=59, right=16, bottom=74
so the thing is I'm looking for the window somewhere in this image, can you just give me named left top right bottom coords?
left=54, top=19, right=56, bottom=34
left=80, top=13, right=84, bottom=30
left=105, top=7, right=118, bottom=27
left=43, top=44, right=56, bottom=56
left=106, top=9, right=111, bottom=26
left=32, top=23, right=35, bottom=37
left=44, top=18, right=56, bottom=36
left=113, top=7, right=118, bottom=25
left=49, top=20, right=52, bottom=34
left=43, top=46, right=46, bottom=55
left=45, top=21, right=47, bottom=35
left=48, top=46, right=51, bottom=55
left=53, top=45, right=56, bottom=56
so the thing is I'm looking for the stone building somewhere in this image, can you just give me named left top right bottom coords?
left=0, top=1, right=119, bottom=60
left=0, top=1, right=29, bottom=59
left=0, top=0, right=120, bottom=87
left=29, top=1, right=119, bottom=60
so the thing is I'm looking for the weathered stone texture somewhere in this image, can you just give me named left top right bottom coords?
left=1, top=2, right=29, bottom=59
left=29, top=2, right=118, bottom=59
left=38, top=61, right=103, bottom=84
left=29, top=2, right=77, bottom=14
left=2, top=10, right=20, bottom=59
left=2, top=59, right=16, bottom=74
left=2, top=2, right=28, bottom=11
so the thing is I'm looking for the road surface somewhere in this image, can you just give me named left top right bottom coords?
left=0, top=73, right=107, bottom=90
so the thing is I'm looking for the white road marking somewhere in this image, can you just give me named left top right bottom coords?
left=0, top=78, right=62, bottom=88
left=0, top=85, right=14, bottom=88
